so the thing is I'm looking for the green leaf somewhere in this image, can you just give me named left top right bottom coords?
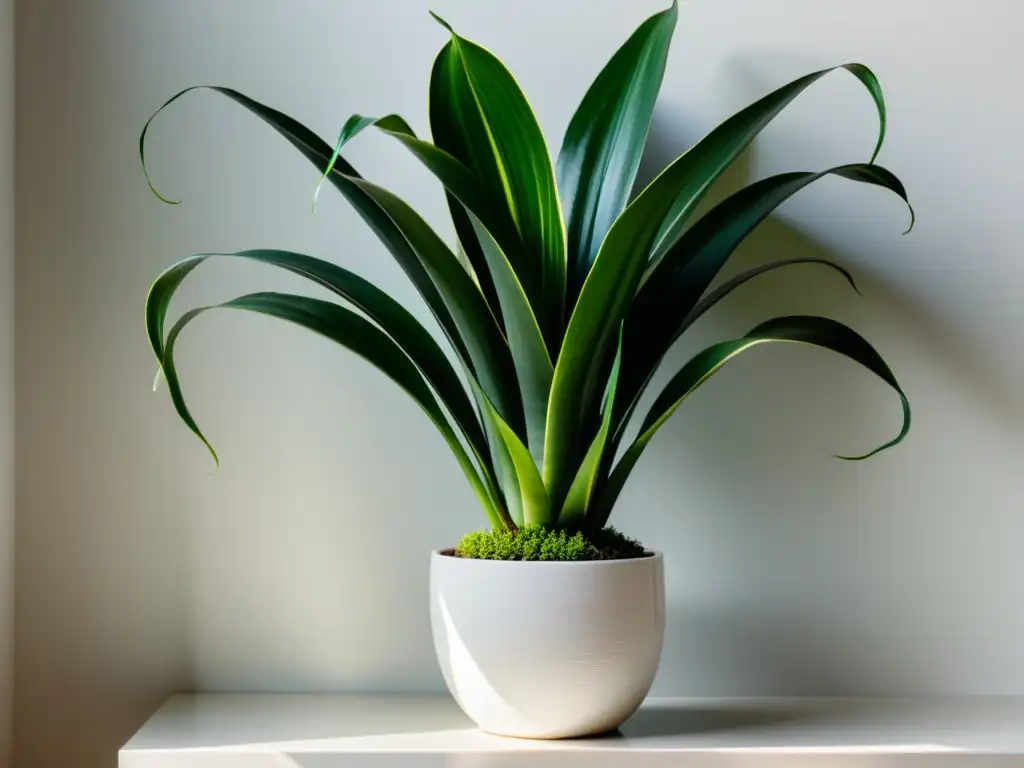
left=559, top=331, right=623, bottom=528
left=147, top=249, right=489, bottom=465
left=159, top=291, right=513, bottom=531
left=428, top=36, right=516, bottom=311
left=319, top=112, right=516, bottom=330
left=475, top=383, right=552, bottom=528
left=322, top=113, right=524, bottom=269
left=468, top=214, right=553, bottom=462
left=141, top=88, right=470, bottom=378
left=591, top=315, right=911, bottom=526
left=450, top=200, right=504, bottom=329
left=557, top=1, right=678, bottom=310
left=600, top=259, right=860, bottom=488
left=529, top=66, right=888, bottom=507
left=319, top=113, right=553, bottom=460
left=311, top=113, right=379, bottom=212
left=342, top=176, right=524, bottom=432
left=647, top=64, right=888, bottom=266
left=682, top=257, right=860, bottom=330
left=474, top=388, right=524, bottom=528
left=429, top=16, right=567, bottom=352
left=613, top=163, right=912, bottom=447
left=542, top=190, right=654, bottom=508
left=140, top=88, right=525, bottom=438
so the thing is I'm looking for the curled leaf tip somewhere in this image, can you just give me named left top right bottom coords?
left=868, top=132, right=885, bottom=166
left=429, top=10, right=455, bottom=34
left=312, top=117, right=360, bottom=215
left=834, top=436, right=903, bottom=461
left=144, top=175, right=182, bottom=206
left=902, top=202, right=916, bottom=235
left=205, top=442, right=220, bottom=469
left=311, top=177, right=326, bottom=216
left=834, top=451, right=871, bottom=461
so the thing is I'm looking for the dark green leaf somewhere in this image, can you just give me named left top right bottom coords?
left=590, top=315, right=911, bottom=526
left=475, top=383, right=551, bottom=528
left=557, top=1, right=678, bottom=310
left=469, top=215, right=553, bottom=461
left=612, top=163, right=912, bottom=447
left=558, top=330, right=623, bottom=528
left=341, top=175, right=524, bottom=433
left=450, top=200, right=505, bottom=331
left=320, top=113, right=553, bottom=459
left=147, top=249, right=489, bottom=464
left=678, top=258, right=860, bottom=333
left=473, top=387, right=524, bottom=528
left=429, top=16, right=566, bottom=351
left=318, top=112, right=519, bottom=331
left=141, top=88, right=469, bottom=372
left=545, top=67, right=889, bottom=506
left=647, top=64, right=888, bottom=266
left=160, top=291, right=513, bottom=530
left=140, top=88, right=525, bottom=438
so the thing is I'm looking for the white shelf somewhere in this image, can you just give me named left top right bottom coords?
left=120, top=694, right=1024, bottom=767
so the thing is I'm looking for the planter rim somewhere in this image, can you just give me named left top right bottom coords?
left=431, top=549, right=663, bottom=566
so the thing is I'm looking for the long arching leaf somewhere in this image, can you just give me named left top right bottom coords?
left=341, top=176, right=524, bottom=433
left=159, top=291, right=514, bottom=531
left=424, top=53, right=515, bottom=331
left=323, top=113, right=524, bottom=278
left=612, top=163, right=913, bottom=448
left=474, top=391, right=524, bottom=528
left=451, top=201, right=504, bottom=329
left=647, top=64, right=887, bottom=266
left=597, top=259, right=861, bottom=496
left=319, top=114, right=553, bottom=459
left=430, top=15, right=567, bottom=352
left=558, top=332, right=623, bottom=528
left=557, top=0, right=678, bottom=311
left=147, top=249, right=489, bottom=465
left=469, top=215, right=553, bottom=461
left=544, top=68, right=887, bottom=511
left=682, top=257, right=860, bottom=331
left=140, top=87, right=525, bottom=438
left=141, top=88, right=467, bottom=365
left=589, top=315, right=911, bottom=527
left=474, top=384, right=552, bottom=528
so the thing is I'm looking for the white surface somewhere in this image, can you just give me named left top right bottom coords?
left=15, top=0, right=1024, bottom=766
left=120, top=694, right=1024, bottom=767
left=430, top=552, right=664, bottom=737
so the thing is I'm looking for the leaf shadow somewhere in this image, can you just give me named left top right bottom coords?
left=638, top=106, right=1024, bottom=440
left=631, top=109, right=1024, bottom=695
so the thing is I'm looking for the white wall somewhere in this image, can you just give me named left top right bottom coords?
left=0, top=0, right=10, bottom=765
left=15, top=3, right=188, bottom=767
left=14, top=0, right=1024, bottom=765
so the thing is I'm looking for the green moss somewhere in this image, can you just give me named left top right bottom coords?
left=454, top=525, right=646, bottom=561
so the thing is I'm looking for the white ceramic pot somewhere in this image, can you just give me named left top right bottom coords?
left=429, top=550, right=665, bottom=739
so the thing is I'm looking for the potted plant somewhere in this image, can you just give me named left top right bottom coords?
left=142, top=1, right=913, bottom=740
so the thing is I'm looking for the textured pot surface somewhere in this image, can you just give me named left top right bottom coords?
left=429, top=550, right=665, bottom=739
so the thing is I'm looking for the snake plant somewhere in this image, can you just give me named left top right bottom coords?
left=143, top=1, right=913, bottom=536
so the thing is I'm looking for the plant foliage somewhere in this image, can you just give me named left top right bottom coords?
left=142, top=2, right=913, bottom=535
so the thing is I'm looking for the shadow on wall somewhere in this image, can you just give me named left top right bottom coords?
left=637, top=109, right=1024, bottom=433
left=631, top=111, right=1024, bottom=695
